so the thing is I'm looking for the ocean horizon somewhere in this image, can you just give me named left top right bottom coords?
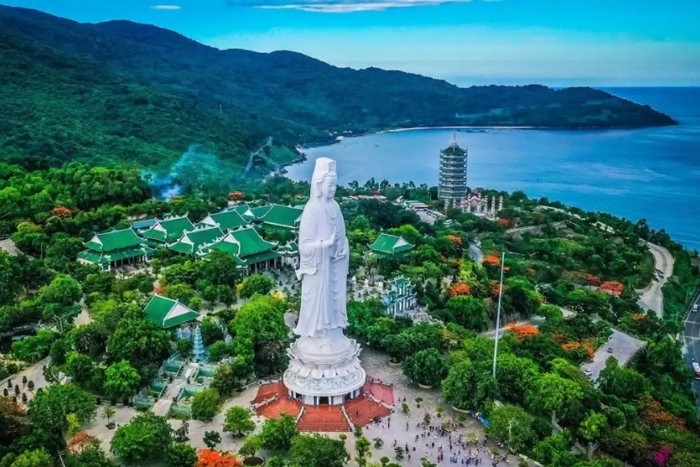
left=285, top=87, right=700, bottom=251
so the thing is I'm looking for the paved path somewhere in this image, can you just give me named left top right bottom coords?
left=581, top=330, right=646, bottom=383
left=681, top=290, right=700, bottom=409
left=0, top=238, right=18, bottom=256
left=636, top=242, right=674, bottom=318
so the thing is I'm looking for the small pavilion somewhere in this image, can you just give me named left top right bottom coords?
left=144, top=294, right=200, bottom=329
left=77, top=228, right=153, bottom=272
left=369, top=233, right=414, bottom=257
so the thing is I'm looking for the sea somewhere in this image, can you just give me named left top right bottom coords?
left=285, top=87, right=700, bottom=251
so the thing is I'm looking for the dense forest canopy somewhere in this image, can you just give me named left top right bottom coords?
left=0, top=5, right=677, bottom=173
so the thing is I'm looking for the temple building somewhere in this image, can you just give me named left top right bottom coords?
left=167, top=226, right=225, bottom=256
left=197, top=226, right=281, bottom=274
left=144, top=294, right=200, bottom=329
left=251, top=204, right=303, bottom=232
left=228, top=204, right=257, bottom=223
left=438, top=135, right=468, bottom=210
left=77, top=228, right=153, bottom=272
left=369, top=233, right=414, bottom=257
left=198, top=209, right=249, bottom=232
left=140, top=214, right=195, bottom=246
left=277, top=241, right=300, bottom=268
left=381, top=275, right=418, bottom=317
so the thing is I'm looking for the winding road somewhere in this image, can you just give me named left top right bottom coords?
left=636, top=242, right=675, bottom=318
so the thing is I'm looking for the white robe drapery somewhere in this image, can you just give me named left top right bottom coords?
left=294, top=200, right=349, bottom=338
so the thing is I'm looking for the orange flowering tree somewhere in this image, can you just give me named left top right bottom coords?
left=600, top=281, right=624, bottom=296
left=506, top=323, right=539, bottom=339
left=228, top=191, right=245, bottom=201
left=499, top=218, right=510, bottom=228
left=640, top=396, right=686, bottom=431
left=585, top=274, right=602, bottom=286
left=483, top=255, right=500, bottom=266
left=68, top=431, right=99, bottom=453
left=448, top=283, right=471, bottom=297
left=445, top=234, right=463, bottom=248
left=196, top=449, right=242, bottom=467
left=51, top=206, right=72, bottom=218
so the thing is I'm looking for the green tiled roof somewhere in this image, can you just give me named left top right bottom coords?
left=200, top=227, right=279, bottom=266
left=168, top=226, right=225, bottom=255
left=77, top=245, right=152, bottom=265
left=141, top=216, right=195, bottom=243
left=144, top=295, right=200, bottom=329
left=370, top=233, right=414, bottom=255
left=231, top=204, right=256, bottom=220
left=202, top=210, right=249, bottom=231
left=257, top=205, right=303, bottom=229
left=84, top=228, right=143, bottom=252
left=250, top=205, right=273, bottom=219
left=278, top=241, right=298, bottom=255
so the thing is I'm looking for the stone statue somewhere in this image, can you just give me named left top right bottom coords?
left=293, top=157, right=350, bottom=338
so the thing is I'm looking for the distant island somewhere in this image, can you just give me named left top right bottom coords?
left=0, top=5, right=678, bottom=173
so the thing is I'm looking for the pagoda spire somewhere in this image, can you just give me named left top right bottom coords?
left=450, top=132, right=458, bottom=147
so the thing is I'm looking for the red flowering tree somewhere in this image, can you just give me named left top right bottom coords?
left=585, top=274, right=601, bottom=286
left=601, top=281, right=624, bottom=296
left=196, top=449, right=242, bottom=467
left=449, top=283, right=471, bottom=297
left=506, top=323, right=539, bottom=339
left=499, top=218, right=510, bottom=228
left=51, top=206, right=72, bottom=218
left=68, top=431, right=99, bottom=453
left=483, top=255, right=500, bottom=266
left=153, top=281, right=163, bottom=295
left=228, top=191, right=245, bottom=201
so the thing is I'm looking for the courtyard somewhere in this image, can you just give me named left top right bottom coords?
left=81, top=346, right=519, bottom=466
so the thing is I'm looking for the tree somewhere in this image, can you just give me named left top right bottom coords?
left=489, top=405, right=535, bottom=453
left=103, top=361, right=141, bottom=400
left=111, top=412, right=172, bottom=465
left=202, top=431, right=221, bottom=450
left=65, top=352, right=96, bottom=385
left=239, top=274, right=275, bottom=299
left=106, top=318, right=171, bottom=378
left=579, top=411, right=608, bottom=443
left=166, top=442, right=198, bottom=467
left=495, top=353, right=541, bottom=403
left=526, top=373, right=584, bottom=421
left=355, top=435, right=371, bottom=467
left=28, top=383, right=97, bottom=437
left=174, top=420, right=190, bottom=442
left=176, top=338, right=194, bottom=359
left=8, top=449, right=53, bottom=467
left=445, top=295, right=490, bottom=331
left=224, top=406, right=256, bottom=437
left=402, top=348, right=447, bottom=387
left=196, top=449, right=241, bottom=467
left=37, top=274, right=82, bottom=321
left=288, top=433, right=350, bottom=467
left=231, top=295, right=289, bottom=376
left=259, top=413, right=298, bottom=451
left=532, top=433, right=578, bottom=467
left=191, top=388, right=220, bottom=422
left=68, top=323, right=109, bottom=358
left=67, top=412, right=82, bottom=436
left=442, top=360, right=497, bottom=411
left=103, top=404, right=116, bottom=425
left=199, top=317, right=225, bottom=346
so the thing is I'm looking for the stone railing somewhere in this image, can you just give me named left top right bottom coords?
left=339, top=405, right=354, bottom=429
left=296, top=405, right=305, bottom=423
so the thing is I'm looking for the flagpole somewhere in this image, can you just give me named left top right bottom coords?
left=492, top=248, right=506, bottom=378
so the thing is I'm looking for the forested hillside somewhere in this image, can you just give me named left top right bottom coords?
left=0, top=21, right=269, bottom=171
left=0, top=5, right=678, bottom=157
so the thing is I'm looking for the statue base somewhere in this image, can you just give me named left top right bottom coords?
left=283, top=328, right=366, bottom=406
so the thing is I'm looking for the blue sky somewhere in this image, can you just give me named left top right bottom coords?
left=4, top=0, right=700, bottom=86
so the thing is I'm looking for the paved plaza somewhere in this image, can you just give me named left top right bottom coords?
left=81, top=347, right=519, bottom=466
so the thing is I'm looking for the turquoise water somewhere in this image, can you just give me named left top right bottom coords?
left=286, top=88, right=700, bottom=251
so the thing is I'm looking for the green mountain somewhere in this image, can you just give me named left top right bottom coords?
left=0, top=5, right=678, bottom=171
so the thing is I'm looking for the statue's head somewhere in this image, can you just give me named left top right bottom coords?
left=311, top=157, right=337, bottom=201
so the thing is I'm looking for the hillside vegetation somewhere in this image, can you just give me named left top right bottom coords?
left=0, top=5, right=678, bottom=162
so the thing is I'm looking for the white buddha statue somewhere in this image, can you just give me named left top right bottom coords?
left=293, top=157, right=350, bottom=338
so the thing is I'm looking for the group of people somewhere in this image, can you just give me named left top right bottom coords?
left=363, top=409, right=513, bottom=466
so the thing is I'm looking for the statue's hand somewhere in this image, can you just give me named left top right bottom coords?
left=327, top=228, right=338, bottom=247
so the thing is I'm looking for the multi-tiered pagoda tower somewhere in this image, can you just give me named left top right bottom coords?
left=438, top=135, right=468, bottom=210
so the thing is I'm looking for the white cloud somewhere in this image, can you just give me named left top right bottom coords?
left=229, top=0, right=478, bottom=13
left=151, top=4, right=182, bottom=10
